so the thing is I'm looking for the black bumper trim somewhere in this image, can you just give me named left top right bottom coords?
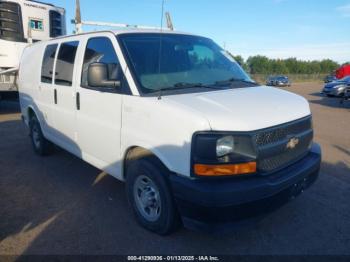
left=170, top=143, right=321, bottom=228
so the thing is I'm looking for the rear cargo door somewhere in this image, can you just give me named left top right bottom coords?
left=51, top=41, right=80, bottom=154
left=39, top=43, right=58, bottom=134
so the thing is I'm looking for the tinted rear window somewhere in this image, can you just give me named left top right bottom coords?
left=55, top=41, right=79, bottom=86
left=41, top=44, right=58, bottom=83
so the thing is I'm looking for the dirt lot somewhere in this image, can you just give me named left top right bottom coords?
left=0, top=82, right=349, bottom=256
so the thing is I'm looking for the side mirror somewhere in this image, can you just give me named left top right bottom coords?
left=88, top=63, right=121, bottom=88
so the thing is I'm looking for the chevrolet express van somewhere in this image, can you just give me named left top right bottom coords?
left=19, top=30, right=321, bottom=234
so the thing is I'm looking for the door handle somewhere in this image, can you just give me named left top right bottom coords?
left=76, top=92, right=80, bottom=110
left=54, top=89, right=57, bottom=104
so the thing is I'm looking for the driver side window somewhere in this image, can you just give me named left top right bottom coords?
left=81, top=37, right=121, bottom=88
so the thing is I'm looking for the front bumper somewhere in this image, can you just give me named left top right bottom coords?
left=323, top=88, right=344, bottom=96
left=170, top=143, right=321, bottom=231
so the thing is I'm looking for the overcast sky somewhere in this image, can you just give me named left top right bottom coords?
left=50, top=0, right=350, bottom=63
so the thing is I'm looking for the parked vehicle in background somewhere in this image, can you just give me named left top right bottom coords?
left=324, top=75, right=337, bottom=83
left=266, top=76, right=291, bottom=87
left=0, top=0, right=66, bottom=100
left=335, top=64, right=350, bottom=80
left=322, top=76, right=350, bottom=97
left=19, top=30, right=321, bottom=235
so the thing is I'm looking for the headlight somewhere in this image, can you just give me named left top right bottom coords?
left=216, top=136, right=234, bottom=157
left=192, top=133, right=257, bottom=177
left=336, top=85, right=347, bottom=91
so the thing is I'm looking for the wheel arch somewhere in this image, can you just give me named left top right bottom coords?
left=26, top=106, right=45, bottom=133
left=122, top=146, right=173, bottom=180
left=27, top=106, right=36, bottom=120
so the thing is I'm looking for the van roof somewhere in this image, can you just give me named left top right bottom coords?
left=26, top=29, right=200, bottom=50
left=112, top=29, right=193, bottom=36
left=35, top=29, right=196, bottom=43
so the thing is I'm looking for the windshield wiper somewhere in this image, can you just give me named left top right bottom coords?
left=214, top=78, right=258, bottom=86
left=174, top=82, right=207, bottom=89
left=153, top=82, right=223, bottom=93
left=153, top=82, right=228, bottom=99
left=173, top=82, right=226, bottom=90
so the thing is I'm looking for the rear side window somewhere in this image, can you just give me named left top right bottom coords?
left=55, top=41, right=79, bottom=86
left=81, top=37, right=120, bottom=87
left=41, top=44, right=58, bottom=83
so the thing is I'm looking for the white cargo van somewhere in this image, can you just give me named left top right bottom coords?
left=19, top=30, right=321, bottom=234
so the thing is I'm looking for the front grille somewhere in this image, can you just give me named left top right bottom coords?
left=258, top=133, right=313, bottom=172
left=254, top=117, right=313, bottom=173
left=255, top=117, right=312, bottom=146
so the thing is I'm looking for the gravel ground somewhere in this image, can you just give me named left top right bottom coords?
left=0, top=82, right=349, bottom=256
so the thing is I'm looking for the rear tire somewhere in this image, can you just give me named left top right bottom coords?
left=29, top=115, right=53, bottom=156
left=126, top=157, right=180, bottom=235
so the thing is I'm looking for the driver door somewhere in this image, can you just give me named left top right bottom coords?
left=75, top=36, right=124, bottom=173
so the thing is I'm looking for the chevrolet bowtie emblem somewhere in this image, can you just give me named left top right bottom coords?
left=287, top=137, right=299, bottom=150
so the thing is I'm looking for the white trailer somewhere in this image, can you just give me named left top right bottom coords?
left=0, top=0, right=66, bottom=96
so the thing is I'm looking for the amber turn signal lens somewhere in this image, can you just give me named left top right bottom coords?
left=194, top=162, right=257, bottom=177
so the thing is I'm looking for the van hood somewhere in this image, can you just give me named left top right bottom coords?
left=164, top=86, right=311, bottom=131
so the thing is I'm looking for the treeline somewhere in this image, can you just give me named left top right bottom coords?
left=232, top=55, right=342, bottom=75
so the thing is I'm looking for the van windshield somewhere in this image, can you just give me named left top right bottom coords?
left=118, top=33, right=255, bottom=95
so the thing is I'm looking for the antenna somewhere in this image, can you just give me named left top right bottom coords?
left=165, top=12, right=174, bottom=31
left=157, top=0, right=166, bottom=100
left=75, top=0, right=83, bottom=33
left=160, top=0, right=165, bottom=31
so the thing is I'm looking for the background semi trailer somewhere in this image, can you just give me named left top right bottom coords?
left=0, top=0, right=66, bottom=99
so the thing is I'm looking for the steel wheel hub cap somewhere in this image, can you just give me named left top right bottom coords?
left=32, top=126, right=41, bottom=148
left=134, top=175, right=161, bottom=222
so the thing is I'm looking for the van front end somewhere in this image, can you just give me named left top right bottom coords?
left=170, top=116, right=321, bottom=231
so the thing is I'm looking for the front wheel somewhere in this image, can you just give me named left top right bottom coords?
left=126, top=157, right=180, bottom=235
left=29, top=116, right=53, bottom=156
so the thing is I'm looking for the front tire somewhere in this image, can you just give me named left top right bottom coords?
left=126, top=157, right=180, bottom=235
left=29, top=115, right=53, bottom=156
